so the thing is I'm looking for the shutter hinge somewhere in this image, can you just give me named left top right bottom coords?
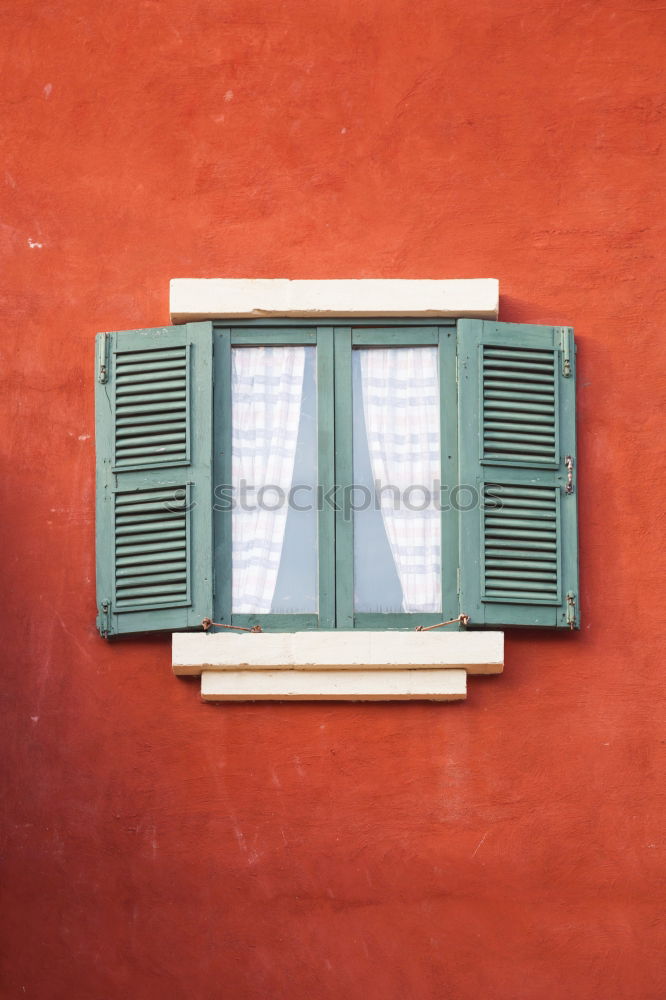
left=564, top=455, right=575, bottom=494
left=566, top=591, right=577, bottom=629
left=97, top=333, right=110, bottom=384
left=98, top=599, right=112, bottom=638
left=559, top=327, right=573, bottom=377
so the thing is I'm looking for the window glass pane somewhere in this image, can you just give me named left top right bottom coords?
left=353, top=347, right=442, bottom=613
left=232, top=346, right=317, bottom=614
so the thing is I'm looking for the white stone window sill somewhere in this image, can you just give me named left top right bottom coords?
left=173, top=631, right=503, bottom=702
left=169, top=278, right=499, bottom=322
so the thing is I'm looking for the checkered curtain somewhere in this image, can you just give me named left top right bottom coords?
left=232, top=347, right=306, bottom=613
left=360, top=347, right=441, bottom=612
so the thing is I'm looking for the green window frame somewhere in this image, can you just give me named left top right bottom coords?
left=213, top=323, right=336, bottom=632
left=331, top=324, right=459, bottom=631
left=96, top=318, right=579, bottom=637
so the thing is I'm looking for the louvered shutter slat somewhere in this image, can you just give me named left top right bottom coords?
left=95, top=323, right=213, bottom=636
left=458, top=321, right=579, bottom=629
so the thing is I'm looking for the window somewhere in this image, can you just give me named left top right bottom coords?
left=95, top=319, right=578, bottom=637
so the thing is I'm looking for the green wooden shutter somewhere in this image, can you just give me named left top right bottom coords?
left=95, top=323, right=213, bottom=637
left=457, top=320, right=579, bottom=629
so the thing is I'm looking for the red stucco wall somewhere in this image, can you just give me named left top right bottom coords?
left=2, top=2, right=665, bottom=997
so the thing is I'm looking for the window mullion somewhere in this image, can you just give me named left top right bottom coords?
left=317, top=327, right=336, bottom=629
left=333, top=327, right=354, bottom=629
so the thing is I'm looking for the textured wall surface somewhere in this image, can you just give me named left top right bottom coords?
left=1, top=2, right=665, bottom=998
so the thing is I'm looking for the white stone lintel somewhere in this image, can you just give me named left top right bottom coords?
left=169, top=278, right=499, bottom=323
left=173, top=630, right=503, bottom=677
left=200, top=668, right=467, bottom=702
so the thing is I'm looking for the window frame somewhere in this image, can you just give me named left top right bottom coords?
left=212, top=318, right=458, bottom=632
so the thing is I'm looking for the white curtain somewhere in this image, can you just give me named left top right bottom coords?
left=360, top=347, right=441, bottom=612
left=232, top=347, right=305, bottom=613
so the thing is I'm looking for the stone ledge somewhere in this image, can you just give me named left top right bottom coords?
left=173, top=631, right=504, bottom=677
left=169, top=278, right=499, bottom=322
left=201, top=668, right=467, bottom=702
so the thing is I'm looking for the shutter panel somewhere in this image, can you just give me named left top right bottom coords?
left=457, top=320, right=578, bottom=629
left=95, top=323, right=213, bottom=636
